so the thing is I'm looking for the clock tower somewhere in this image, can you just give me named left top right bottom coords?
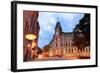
left=53, top=18, right=63, bottom=56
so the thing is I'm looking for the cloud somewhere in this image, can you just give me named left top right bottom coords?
left=38, top=12, right=57, bottom=30
left=59, top=13, right=84, bottom=32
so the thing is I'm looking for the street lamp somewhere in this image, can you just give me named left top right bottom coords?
left=25, top=34, right=36, bottom=40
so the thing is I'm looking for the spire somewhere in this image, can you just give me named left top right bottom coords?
left=55, top=17, right=62, bottom=34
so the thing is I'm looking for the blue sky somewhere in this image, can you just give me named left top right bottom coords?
left=37, top=12, right=84, bottom=48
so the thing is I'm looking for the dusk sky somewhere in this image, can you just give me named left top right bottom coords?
left=37, top=12, right=84, bottom=48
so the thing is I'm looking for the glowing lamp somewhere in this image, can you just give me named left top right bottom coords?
left=25, top=34, right=36, bottom=40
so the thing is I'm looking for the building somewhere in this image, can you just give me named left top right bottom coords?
left=46, top=20, right=76, bottom=57
left=23, top=11, right=40, bottom=61
left=46, top=15, right=90, bottom=59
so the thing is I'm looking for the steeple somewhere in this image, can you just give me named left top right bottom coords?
left=55, top=17, right=62, bottom=35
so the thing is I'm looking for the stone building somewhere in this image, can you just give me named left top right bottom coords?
left=48, top=20, right=75, bottom=57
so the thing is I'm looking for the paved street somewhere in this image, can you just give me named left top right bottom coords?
left=33, top=56, right=79, bottom=61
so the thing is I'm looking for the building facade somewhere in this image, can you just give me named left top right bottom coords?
left=48, top=21, right=75, bottom=57
left=47, top=15, right=90, bottom=59
left=23, top=11, right=40, bottom=61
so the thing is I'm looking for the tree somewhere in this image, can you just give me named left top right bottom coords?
left=73, top=14, right=90, bottom=49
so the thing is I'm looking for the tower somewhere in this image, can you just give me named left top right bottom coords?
left=52, top=18, right=63, bottom=56
left=55, top=20, right=62, bottom=49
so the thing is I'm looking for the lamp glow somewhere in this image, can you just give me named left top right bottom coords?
left=25, top=34, right=36, bottom=40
